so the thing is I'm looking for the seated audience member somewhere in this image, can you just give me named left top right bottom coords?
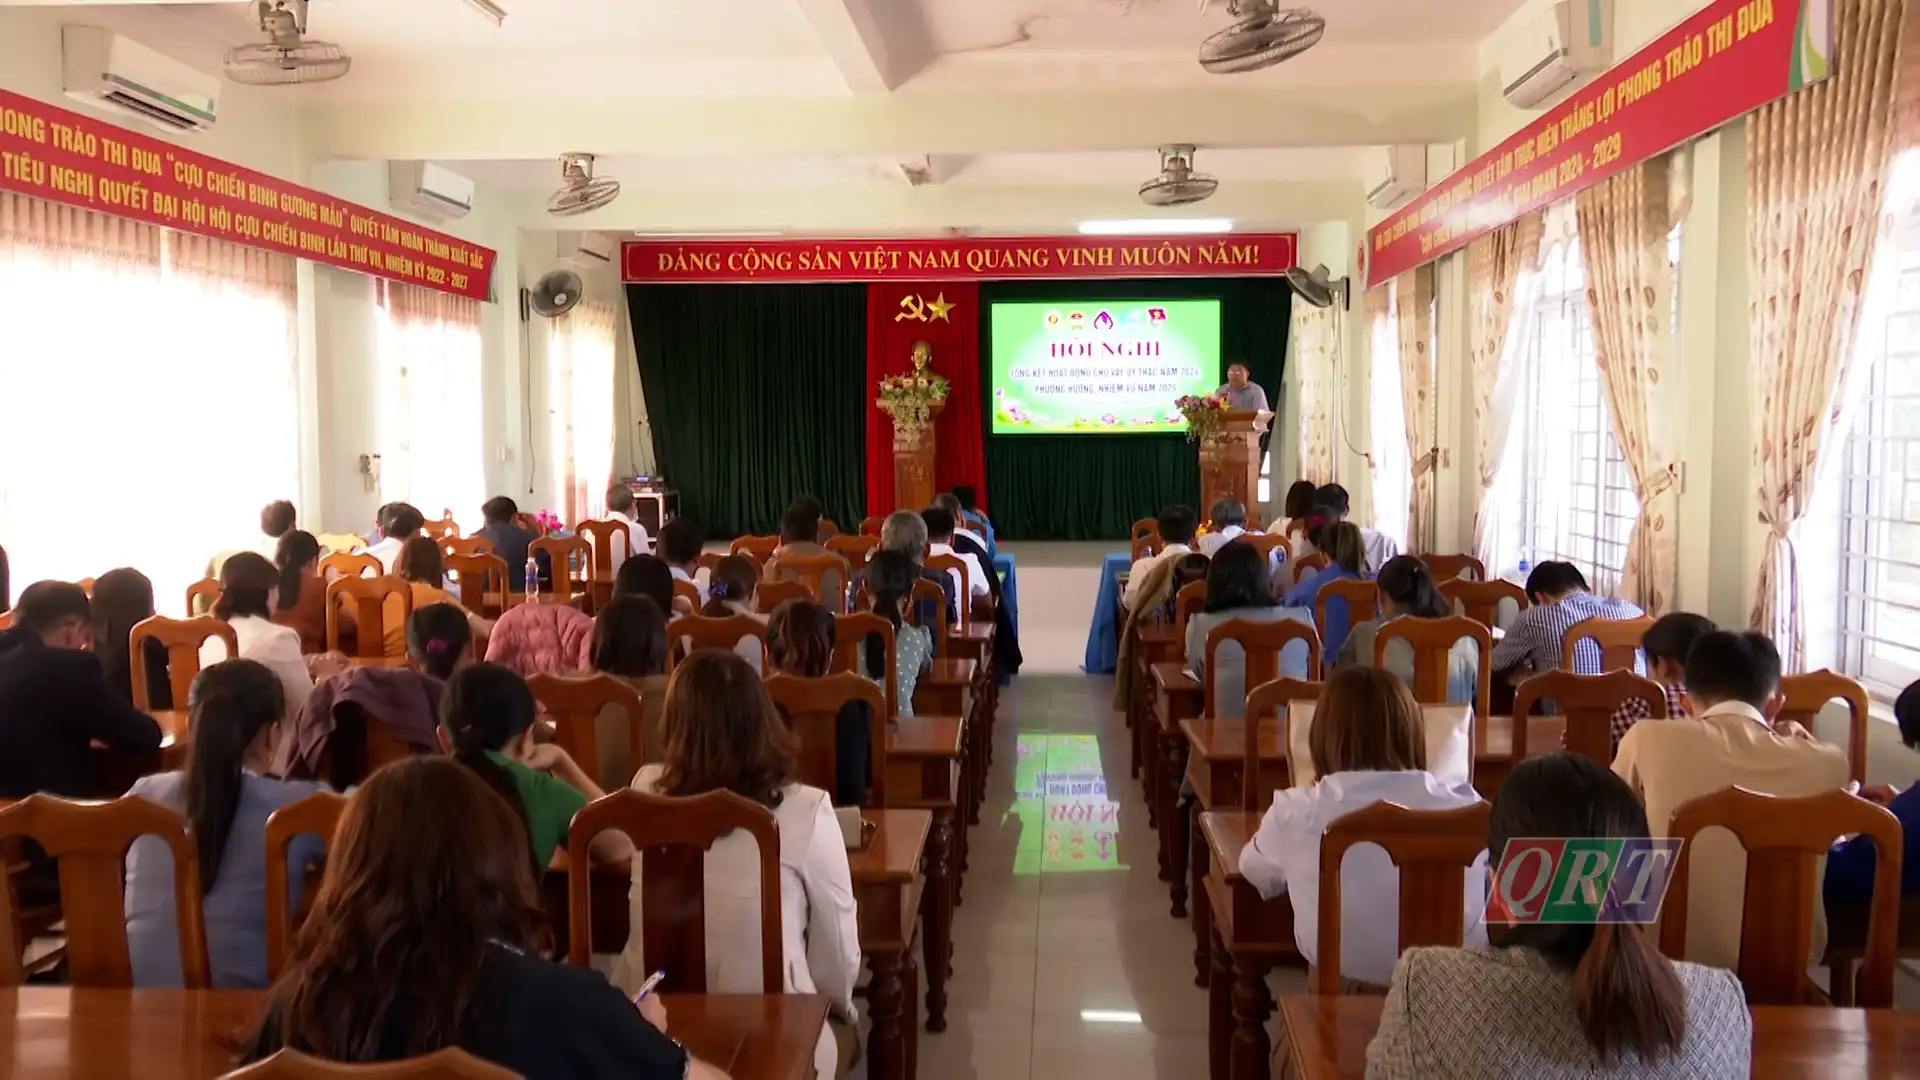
left=477, top=496, right=541, bottom=591
left=855, top=509, right=957, bottom=626
left=1283, top=521, right=1370, bottom=660
left=1109, top=552, right=1210, bottom=718
left=697, top=555, right=770, bottom=674
left=364, top=502, right=424, bottom=572
left=408, top=602, right=475, bottom=682
left=1338, top=555, right=1478, bottom=706
left=257, top=500, right=297, bottom=560
left=1827, top=680, right=1920, bottom=910
left=1198, top=498, right=1248, bottom=556
left=1490, top=561, right=1645, bottom=679
left=1267, top=480, right=1319, bottom=537
left=767, top=599, right=873, bottom=806
left=1368, top=752, right=1750, bottom=1077
left=126, top=659, right=328, bottom=988
left=923, top=506, right=990, bottom=606
left=1123, top=505, right=1199, bottom=610
left=618, top=651, right=860, bottom=1080
left=91, top=567, right=172, bottom=710
left=1606, top=612, right=1715, bottom=751
left=766, top=506, right=850, bottom=606
left=271, top=531, right=340, bottom=653
left=587, top=594, right=670, bottom=789
left=655, top=517, right=708, bottom=607
left=439, top=662, right=628, bottom=870
left=241, top=757, right=715, bottom=1080
left=390, top=537, right=493, bottom=657
left=203, top=553, right=314, bottom=721
left=1306, top=483, right=1400, bottom=573
left=1613, top=631, right=1848, bottom=970
left=948, top=486, right=995, bottom=552
left=613, top=554, right=679, bottom=614
left=1186, top=541, right=1314, bottom=719
left=932, top=492, right=1020, bottom=672
left=789, top=493, right=827, bottom=526
left=861, top=550, right=934, bottom=717
left=603, top=483, right=652, bottom=570
left=1238, top=669, right=1487, bottom=987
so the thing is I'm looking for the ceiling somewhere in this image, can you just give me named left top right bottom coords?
left=3, top=0, right=1520, bottom=232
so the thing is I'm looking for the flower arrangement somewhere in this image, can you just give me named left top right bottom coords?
left=533, top=508, right=565, bottom=534
left=1175, top=392, right=1232, bottom=443
left=878, top=345, right=950, bottom=435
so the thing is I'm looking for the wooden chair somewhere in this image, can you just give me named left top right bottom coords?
left=1201, top=617, right=1323, bottom=720
left=1777, top=669, right=1872, bottom=784
left=695, top=551, right=728, bottom=575
left=263, top=790, right=348, bottom=981
left=564, top=788, right=784, bottom=991
left=817, top=517, right=841, bottom=541
left=77, top=577, right=97, bottom=596
left=1438, top=577, right=1528, bottom=629
left=1315, top=800, right=1491, bottom=993
left=667, top=612, right=768, bottom=670
left=1374, top=615, right=1494, bottom=720
left=1130, top=525, right=1161, bottom=563
left=764, top=672, right=889, bottom=808
left=1314, top=577, right=1380, bottom=650
left=317, top=551, right=381, bottom=580
left=314, top=702, right=425, bottom=791
left=529, top=673, right=648, bottom=792
left=729, top=535, right=779, bottom=563
left=767, top=553, right=851, bottom=612
left=420, top=512, right=460, bottom=542
left=858, top=515, right=885, bottom=536
left=1662, top=787, right=1902, bottom=1007
left=1560, top=615, right=1654, bottom=673
left=1172, top=580, right=1207, bottom=639
left=1242, top=677, right=1324, bottom=808
left=184, top=577, right=221, bottom=618
left=0, top=610, right=10, bottom=632
left=0, top=794, right=209, bottom=988
left=1287, top=550, right=1330, bottom=590
left=439, top=535, right=495, bottom=559
left=575, top=519, right=632, bottom=595
left=326, top=575, right=411, bottom=659
left=907, top=578, right=951, bottom=656
left=754, top=578, right=814, bottom=613
left=831, top=612, right=899, bottom=718
left=926, top=552, right=973, bottom=606
left=1239, top=533, right=1287, bottom=566
left=1512, top=668, right=1667, bottom=765
left=826, top=534, right=880, bottom=574
left=670, top=578, right=700, bottom=612
left=0, top=852, right=17, bottom=988
left=530, top=536, right=593, bottom=605
left=444, top=552, right=509, bottom=616
left=223, top=1048, right=519, bottom=1079
left=1421, top=554, right=1487, bottom=582
left=129, top=615, right=238, bottom=711
left=1131, top=516, right=1160, bottom=544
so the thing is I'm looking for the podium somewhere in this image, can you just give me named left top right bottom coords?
left=892, top=397, right=945, bottom=514
left=1198, top=410, right=1271, bottom=530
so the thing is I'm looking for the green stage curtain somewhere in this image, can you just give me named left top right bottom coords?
left=981, top=277, right=1292, bottom=540
left=628, top=284, right=867, bottom=538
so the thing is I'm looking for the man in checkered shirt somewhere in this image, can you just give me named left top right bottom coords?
left=1489, top=561, right=1645, bottom=684
left=1606, top=611, right=1717, bottom=752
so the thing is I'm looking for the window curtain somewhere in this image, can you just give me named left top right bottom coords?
left=1467, top=213, right=1545, bottom=574
left=377, top=282, right=484, bottom=530
left=1394, top=266, right=1436, bottom=554
left=1576, top=156, right=1683, bottom=614
left=0, top=192, right=298, bottom=611
left=548, top=299, right=620, bottom=523
left=1291, top=299, right=1338, bottom=485
left=1365, top=284, right=1407, bottom=546
left=1746, top=0, right=1908, bottom=666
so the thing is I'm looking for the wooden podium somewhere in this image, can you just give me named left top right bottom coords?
left=1198, top=410, right=1271, bottom=530
left=892, top=397, right=944, bottom=514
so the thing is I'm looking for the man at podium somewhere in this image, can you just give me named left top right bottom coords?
left=1217, top=361, right=1269, bottom=413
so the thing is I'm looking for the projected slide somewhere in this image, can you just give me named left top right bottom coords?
left=989, top=299, right=1221, bottom=435
left=1010, top=733, right=1124, bottom=875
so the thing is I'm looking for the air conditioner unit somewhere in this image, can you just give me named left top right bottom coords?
left=1498, top=0, right=1614, bottom=110
left=62, top=26, right=220, bottom=134
left=565, top=231, right=616, bottom=270
left=388, top=161, right=475, bottom=222
left=1365, top=146, right=1427, bottom=211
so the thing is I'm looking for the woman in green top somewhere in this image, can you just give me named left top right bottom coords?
left=438, top=663, right=631, bottom=870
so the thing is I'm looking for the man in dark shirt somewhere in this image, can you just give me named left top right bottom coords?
left=476, top=496, right=541, bottom=590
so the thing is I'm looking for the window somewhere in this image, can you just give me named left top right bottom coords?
left=1369, top=280, right=1411, bottom=548
left=547, top=301, right=620, bottom=523
left=376, top=282, right=484, bottom=531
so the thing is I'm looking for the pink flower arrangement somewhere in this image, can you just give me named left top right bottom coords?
left=533, top=508, right=565, bottom=534
left=1175, top=392, right=1233, bottom=443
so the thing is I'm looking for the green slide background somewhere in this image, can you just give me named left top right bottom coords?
left=989, top=299, right=1221, bottom=435
left=1009, top=733, right=1125, bottom=875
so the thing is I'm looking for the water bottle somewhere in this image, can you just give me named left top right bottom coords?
left=525, top=555, right=540, bottom=598
left=1515, top=551, right=1531, bottom=586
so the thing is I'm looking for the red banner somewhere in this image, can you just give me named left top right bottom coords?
left=1367, top=0, right=1831, bottom=285
left=624, top=233, right=1297, bottom=283
left=0, top=88, right=493, bottom=300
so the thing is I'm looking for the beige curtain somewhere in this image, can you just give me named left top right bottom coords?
left=1747, top=0, right=1908, bottom=665
left=1362, top=285, right=1395, bottom=530
left=168, top=230, right=298, bottom=301
left=1467, top=213, right=1545, bottom=570
left=1576, top=156, right=1680, bottom=614
left=1292, top=300, right=1338, bottom=485
left=1394, top=266, right=1435, bottom=554
left=0, top=191, right=160, bottom=263
left=550, top=299, right=621, bottom=522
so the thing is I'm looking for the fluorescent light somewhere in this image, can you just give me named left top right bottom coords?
left=461, top=0, right=508, bottom=26
left=1079, top=1009, right=1144, bottom=1025
left=1078, top=218, right=1234, bottom=236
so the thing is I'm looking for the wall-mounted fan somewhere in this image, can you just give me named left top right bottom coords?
left=224, top=0, right=351, bottom=85
left=527, top=269, right=584, bottom=318
left=547, top=153, right=621, bottom=217
left=1285, top=263, right=1349, bottom=310
left=1140, top=145, right=1218, bottom=207
left=1199, top=1, right=1326, bottom=75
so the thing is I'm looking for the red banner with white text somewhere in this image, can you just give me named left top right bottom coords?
left=0, top=89, right=494, bottom=300
left=1366, top=0, right=1832, bottom=285
left=624, top=233, right=1297, bottom=283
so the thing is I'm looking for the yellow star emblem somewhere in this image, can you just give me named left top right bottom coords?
left=925, top=292, right=956, bottom=321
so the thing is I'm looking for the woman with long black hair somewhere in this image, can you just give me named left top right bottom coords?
left=90, top=566, right=171, bottom=708
left=124, top=658, right=329, bottom=987
left=860, top=549, right=931, bottom=717
left=1337, top=554, right=1480, bottom=705
left=269, top=530, right=335, bottom=653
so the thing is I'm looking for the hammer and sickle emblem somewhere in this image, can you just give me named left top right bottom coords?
left=895, top=294, right=927, bottom=322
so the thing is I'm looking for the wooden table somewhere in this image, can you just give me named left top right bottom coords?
left=1277, top=993, right=1920, bottom=1079
left=1182, top=717, right=1289, bottom=986
left=886, top=715, right=966, bottom=1036
left=1130, top=625, right=1183, bottom=786
left=1149, top=662, right=1202, bottom=897
left=1199, top=810, right=1301, bottom=1080
left=0, top=988, right=826, bottom=1080
left=916, top=657, right=982, bottom=829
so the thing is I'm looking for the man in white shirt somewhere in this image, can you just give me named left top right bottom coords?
left=256, top=499, right=297, bottom=560
left=1293, top=483, right=1399, bottom=573
left=602, top=484, right=653, bottom=571
left=1197, top=498, right=1247, bottom=556
left=934, top=493, right=988, bottom=552
left=654, top=516, right=707, bottom=610
left=362, top=503, right=424, bottom=572
left=1612, top=630, right=1849, bottom=972
left=1122, top=505, right=1198, bottom=610
left=923, top=506, right=990, bottom=605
